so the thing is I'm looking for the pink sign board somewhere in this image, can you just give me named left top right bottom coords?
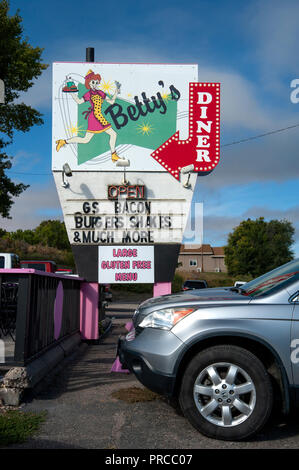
left=98, top=245, right=154, bottom=283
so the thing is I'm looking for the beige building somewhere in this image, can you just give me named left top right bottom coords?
left=177, top=244, right=227, bottom=273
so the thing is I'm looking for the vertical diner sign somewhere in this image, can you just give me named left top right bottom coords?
left=151, top=83, right=220, bottom=178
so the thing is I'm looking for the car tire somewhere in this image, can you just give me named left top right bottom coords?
left=179, top=345, right=273, bottom=441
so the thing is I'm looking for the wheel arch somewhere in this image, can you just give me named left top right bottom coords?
left=173, top=332, right=291, bottom=415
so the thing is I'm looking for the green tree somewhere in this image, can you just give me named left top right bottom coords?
left=34, top=220, right=70, bottom=251
left=0, top=0, right=48, bottom=217
left=224, top=217, right=295, bottom=277
left=0, top=236, right=75, bottom=268
left=8, top=228, right=36, bottom=244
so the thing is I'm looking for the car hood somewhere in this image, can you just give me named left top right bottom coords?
left=134, top=287, right=250, bottom=325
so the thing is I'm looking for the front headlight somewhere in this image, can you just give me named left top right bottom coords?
left=139, top=308, right=195, bottom=330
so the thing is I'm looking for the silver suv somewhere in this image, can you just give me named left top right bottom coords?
left=118, top=258, right=299, bottom=440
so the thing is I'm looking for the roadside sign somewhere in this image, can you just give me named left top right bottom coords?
left=52, top=62, right=220, bottom=283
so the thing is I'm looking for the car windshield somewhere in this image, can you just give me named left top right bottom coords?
left=239, top=258, right=299, bottom=298
left=22, top=263, right=46, bottom=271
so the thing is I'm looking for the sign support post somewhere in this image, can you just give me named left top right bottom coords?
left=80, top=282, right=99, bottom=340
left=153, top=282, right=172, bottom=297
left=52, top=60, right=220, bottom=340
left=80, top=47, right=99, bottom=340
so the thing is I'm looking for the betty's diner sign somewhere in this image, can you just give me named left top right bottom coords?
left=52, top=63, right=219, bottom=284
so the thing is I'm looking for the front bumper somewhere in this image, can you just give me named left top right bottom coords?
left=117, top=329, right=183, bottom=397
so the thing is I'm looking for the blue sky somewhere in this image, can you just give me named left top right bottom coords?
left=2, top=0, right=299, bottom=255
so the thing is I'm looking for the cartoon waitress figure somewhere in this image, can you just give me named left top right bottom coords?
left=56, top=70, right=129, bottom=165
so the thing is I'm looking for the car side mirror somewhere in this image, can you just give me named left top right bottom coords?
left=290, top=292, right=299, bottom=303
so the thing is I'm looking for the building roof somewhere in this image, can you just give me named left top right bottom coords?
left=212, top=247, right=225, bottom=257
left=179, top=244, right=225, bottom=257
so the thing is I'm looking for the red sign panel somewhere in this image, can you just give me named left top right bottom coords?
left=151, top=82, right=220, bottom=180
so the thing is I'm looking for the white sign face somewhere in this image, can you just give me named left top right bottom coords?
left=52, top=62, right=198, bottom=173
left=54, top=171, right=197, bottom=246
left=98, top=245, right=154, bottom=283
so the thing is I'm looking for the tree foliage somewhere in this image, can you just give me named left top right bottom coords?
left=0, top=236, right=74, bottom=268
left=5, top=220, right=70, bottom=250
left=224, top=217, right=295, bottom=277
left=33, top=220, right=70, bottom=250
left=0, top=0, right=48, bottom=217
left=0, top=219, right=74, bottom=267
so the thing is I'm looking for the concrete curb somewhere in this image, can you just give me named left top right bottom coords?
left=0, top=333, right=82, bottom=406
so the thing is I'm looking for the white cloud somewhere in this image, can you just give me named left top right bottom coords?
left=244, top=205, right=299, bottom=221
left=17, top=67, right=52, bottom=110
left=0, top=182, right=62, bottom=232
left=18, top=40, right=293, bottom=134
left=197, top=124, right=299, bottom=188
left=244, top=0, right=299, bottom=85
left=203, top=205, right=299, bottom=256
left=12, top=150, right=42, bottom=170
left=198, top=66, right=284, bottom=130
left=18, top=39, right=168, bottom=110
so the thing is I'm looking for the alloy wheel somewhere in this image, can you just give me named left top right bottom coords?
left=193, top=362, right=256, bottom=427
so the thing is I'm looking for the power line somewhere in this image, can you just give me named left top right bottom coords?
left=221, top=123, right=299, bottom=147
left=6, top=122, right=299, bottom=176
